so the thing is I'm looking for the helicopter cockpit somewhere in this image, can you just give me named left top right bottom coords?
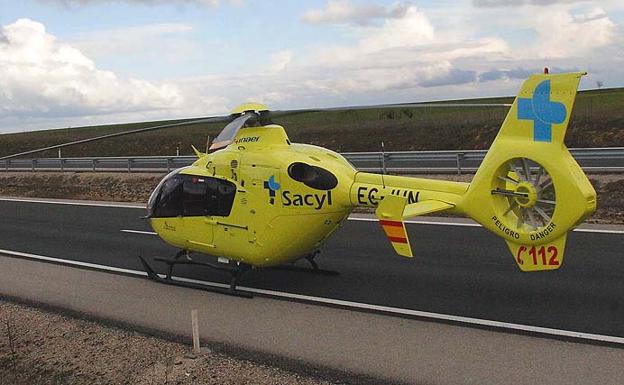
left=147, top=169, right=236, bottom=218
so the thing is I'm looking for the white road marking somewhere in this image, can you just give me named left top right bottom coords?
left=1, top=247, right=624, bottom=345
left=0, top=197, right=143, bottom=209
left=572, top=228, right=624, bottom=235
left=0, top=249, right=147, bottom=276
left=121, top=229, right=158, bottom=236
left=348, top=217, right=624, bottom=234
left=1, top=196, right=622, bottom=235
left=349, top=217, right=480, bottom=227
left=121, top=219, right=624, bottom=236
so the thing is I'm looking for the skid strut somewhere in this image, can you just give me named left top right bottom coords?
left=269, top=251, right=339, bottom=276
left=138, top=252, right=253, bottom=298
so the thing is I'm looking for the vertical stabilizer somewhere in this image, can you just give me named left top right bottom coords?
left=458, top=72, right=596, bottom=271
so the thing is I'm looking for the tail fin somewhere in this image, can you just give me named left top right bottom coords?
left=459, top=72, right=596, bottom=271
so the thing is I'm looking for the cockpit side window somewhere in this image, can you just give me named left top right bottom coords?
left=182, top=178, right=208, bottom=216
left=153, top=175, right=184, bottom=218
left=215, top=179, right=236, bottom=216
left=150, top=174, right=236, bottom=218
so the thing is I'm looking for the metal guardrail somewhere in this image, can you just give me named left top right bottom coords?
left=0, top=156, right=194, bottom=173
left=1, top=148, right=623, bottom=174
left=341, top=147, right=624, bottom=174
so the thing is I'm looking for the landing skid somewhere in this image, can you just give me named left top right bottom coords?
left=138, top=253, right=253, bottom=298
left=138, top=251, right=338, bottom=298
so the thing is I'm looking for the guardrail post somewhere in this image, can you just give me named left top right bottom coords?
left=456, top=153, right=464, bottom=175
left=166, top=158, right=171, bottom=173
left=382, top=153, right=388, bottom=175
left=92, top=159, right=97, bottom=172
left=31, top=159, right=36, bottom=172
left=60, top=159, right=64, bottom=172
left=127, top=159, right=132, bottom=173
left=4, top=160, right=7, bottom=172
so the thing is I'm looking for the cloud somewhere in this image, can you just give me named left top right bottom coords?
left=269, top=51, right=293, bottom=72
left=248, top=2, right=620, bottom=105
left=473, top=0, right=584, bottom=7
left=420, top=69, right=477, bottom=87
left=302, top=0, right=410, bottom=26
left=478, top=68, right=535, bottom=81
left=2, top=1, right=622, bottom=133
left=140, top=4, right=510, bottom=115
left=359, top=5, right=435, bottom=50
left=477, top=66, right=577, bottom=81
left=292, top=4, right=508, bottom=96
left=572, top=10, right=609, bottom=23
left=0, top=19, right=185, bottom=121
left=37, top=0, right=242, bottom=7
left=530, top=7, right=616, bottom=58
left=70, top=23, right=194, bottom=58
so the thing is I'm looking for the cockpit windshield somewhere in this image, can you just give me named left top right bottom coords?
left=147, top=172, right=236, bottom=218
left=209, top=111, right=271, bottom=152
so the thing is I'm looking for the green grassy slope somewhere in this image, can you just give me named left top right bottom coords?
left=1, top=88, right=622, bottom=158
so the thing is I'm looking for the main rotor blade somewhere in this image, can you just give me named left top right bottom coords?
left=1, top=99, right=511, bottom=160
left=268, top=101, right=512, bottom=119
left=0, top=116, right=230, bottom=160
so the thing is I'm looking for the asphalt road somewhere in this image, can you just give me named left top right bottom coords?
left=1, top=199, right=623, bottom=337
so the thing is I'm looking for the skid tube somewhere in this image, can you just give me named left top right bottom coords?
left=138, top=253, right=253, bottom=298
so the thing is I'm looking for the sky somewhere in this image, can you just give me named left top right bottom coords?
left=0, top=0, right=622, bottom=133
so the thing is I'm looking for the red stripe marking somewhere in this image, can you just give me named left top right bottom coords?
left=388, top=236, right=408, bottom=244
left=380, top=220, right=403, bottom=227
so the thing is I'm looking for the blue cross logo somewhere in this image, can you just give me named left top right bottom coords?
left=263, top=175, right=280, bottom=205
left=517, top=80, right=567, bottom=142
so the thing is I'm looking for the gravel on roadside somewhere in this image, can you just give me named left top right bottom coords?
left=0, top=299, right=347, bottom=385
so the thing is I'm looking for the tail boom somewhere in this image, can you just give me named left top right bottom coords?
left=350, top=172, right=467, bottom=257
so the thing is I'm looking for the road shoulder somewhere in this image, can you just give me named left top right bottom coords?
left=1, top=255, right=622, bottom=385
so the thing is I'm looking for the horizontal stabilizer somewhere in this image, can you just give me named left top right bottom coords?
left=404, top=200, right=454, bottom=218
left=375, top=195, right=454, bottom=258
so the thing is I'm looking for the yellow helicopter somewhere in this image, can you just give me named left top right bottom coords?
left=2, top=71, right=596, bottom=297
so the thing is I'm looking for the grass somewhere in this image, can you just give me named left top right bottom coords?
left=0, top=88, right=622, bottom=159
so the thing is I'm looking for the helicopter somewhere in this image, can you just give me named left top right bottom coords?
left=2, top=71, right=596, bottom=297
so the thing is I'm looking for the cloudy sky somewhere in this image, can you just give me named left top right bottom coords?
left=0, top=0, right=622, bottom=133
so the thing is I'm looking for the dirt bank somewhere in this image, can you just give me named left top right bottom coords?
left=0, top=172, right=621, bottom=224
left=0, top=299, right=353, bottom=385
left=0, top=172, right=162, bottom=203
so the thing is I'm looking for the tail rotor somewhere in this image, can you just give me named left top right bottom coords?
left=491, top=157, right=557, bottom=232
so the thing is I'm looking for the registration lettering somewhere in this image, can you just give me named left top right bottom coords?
left=356, top=186, right=419, bottom=206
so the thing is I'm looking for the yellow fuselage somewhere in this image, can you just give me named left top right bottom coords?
left=149, top=124, right=470, bottom=267
left=150, top=125, right=354, bottom=267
